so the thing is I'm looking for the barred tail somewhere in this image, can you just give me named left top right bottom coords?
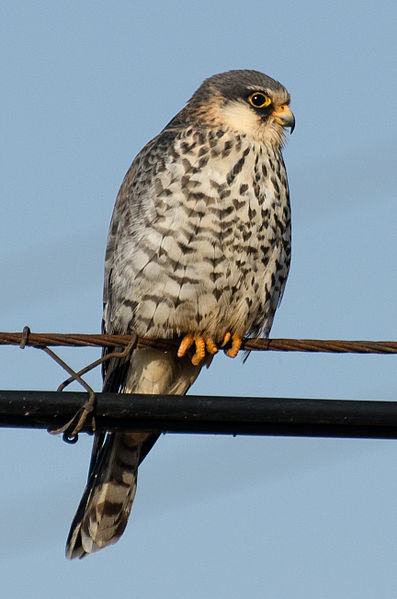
left=66, top=347, right=206, bottom=559
left=66, top=432, right=149, bottom=558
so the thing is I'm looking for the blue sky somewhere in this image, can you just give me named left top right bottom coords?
left=1, top=1, right=397, bottom=597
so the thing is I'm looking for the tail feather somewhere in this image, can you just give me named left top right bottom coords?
left=66, top=347, right=207, bottom=559
left=66, top=432, right=146, bottom=558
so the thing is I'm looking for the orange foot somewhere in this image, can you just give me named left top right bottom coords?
left=177, top=334, right=219, bottom=366
left=177, top=332, right=243, bottom=365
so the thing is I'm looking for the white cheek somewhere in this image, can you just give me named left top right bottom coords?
left=219, top=101, right=286, bottom=147
left=218, top=101, right=261, bottom=137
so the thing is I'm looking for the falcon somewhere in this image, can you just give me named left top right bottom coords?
left=66, top=69, right=295, bottom=558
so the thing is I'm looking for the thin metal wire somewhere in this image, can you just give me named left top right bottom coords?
left=41, top=346, right=97, bottom=442
left=2, top=329, right=397, bottom=354
left=42, top=335, right=138, bottom=442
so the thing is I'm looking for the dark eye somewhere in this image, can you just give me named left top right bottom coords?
left=248, top=92, right=272, bottom=108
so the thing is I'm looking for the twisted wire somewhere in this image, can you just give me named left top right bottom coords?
left=2, top=330, right=397, bottom=354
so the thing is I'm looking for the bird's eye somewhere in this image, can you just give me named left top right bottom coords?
left=248, top=92, right=272, bottom=108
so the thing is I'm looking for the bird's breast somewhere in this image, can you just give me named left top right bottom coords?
left=119, top=130, right=291, bottom=340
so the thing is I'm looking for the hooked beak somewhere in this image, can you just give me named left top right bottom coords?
left=272, top=104, right=295, bottom=133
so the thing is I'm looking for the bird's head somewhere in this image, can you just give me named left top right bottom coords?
left=184, top=70, right=295, bottom=147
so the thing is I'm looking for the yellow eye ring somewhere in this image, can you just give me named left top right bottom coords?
left=248, top=92, right=272, bottom=108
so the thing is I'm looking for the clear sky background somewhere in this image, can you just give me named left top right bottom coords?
left=1, top=1, right=397, bottom=597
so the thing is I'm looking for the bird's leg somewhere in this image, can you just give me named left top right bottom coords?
left=177, top=334, right=219, bottom=365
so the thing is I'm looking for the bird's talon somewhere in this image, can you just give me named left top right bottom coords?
left=221, top=332, right=232, bottom=347
left=177, top=334, right=194, bottom=358
left=178, top=334, right=218, bottom=365
left=204, top=335, right=218, bottom=355
left=191, top=352, right=202, bottom=366
left=226, top=334, right=242, bottom=358
left=191, top=337, right=206, bottom=365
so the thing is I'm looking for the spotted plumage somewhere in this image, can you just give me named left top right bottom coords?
left=66, top=69, right=294, bottom=558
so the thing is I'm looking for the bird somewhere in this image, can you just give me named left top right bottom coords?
left=66, top=69, right=295, bottom=558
